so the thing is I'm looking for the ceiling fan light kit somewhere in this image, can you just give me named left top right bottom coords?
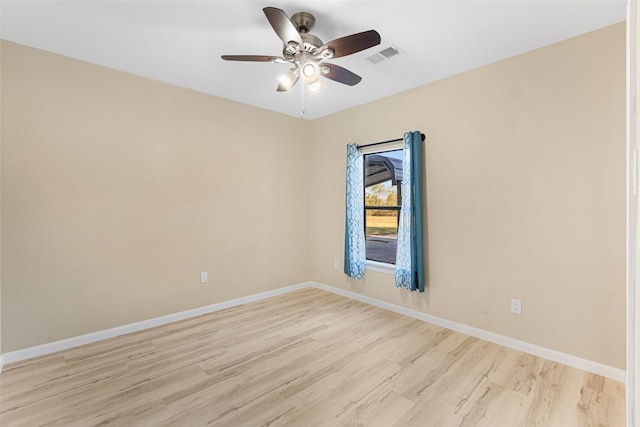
left=276, top=69, right=298, bottom=91
left=307, top=80, right=324, bottom=94
left=222, top=7, right=381, bottom=93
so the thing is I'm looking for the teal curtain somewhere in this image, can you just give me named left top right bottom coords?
left=395, top=131, right=425, bottom=292
left=344, top=143, right=366, bottom=279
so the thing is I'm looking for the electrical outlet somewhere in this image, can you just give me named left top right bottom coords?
left=511, top=298, right=522, bottom=315
left=200, top=272, right=208, bottom=284
left=333, top=260, right=339, bottom=270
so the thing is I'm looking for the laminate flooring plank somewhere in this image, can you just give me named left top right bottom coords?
left=576, top=373, right=626, bottom=427
left=328, top=364, right=414, bottom=426
left=266, top=357, right=403, bottom=427
left=396, top=340, right=507, bottom=425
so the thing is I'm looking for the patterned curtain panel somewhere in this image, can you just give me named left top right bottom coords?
left=344, top=143, right=366, bottom=279
left=395, top=131, right=425, bottom=292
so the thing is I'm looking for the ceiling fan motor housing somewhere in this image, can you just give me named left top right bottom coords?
left=282, top=30, right=324, bottom=59
left=301, top=33, right=323, bottom=52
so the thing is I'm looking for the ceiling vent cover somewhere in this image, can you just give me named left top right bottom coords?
left=366, top=45, right=401, bottom=64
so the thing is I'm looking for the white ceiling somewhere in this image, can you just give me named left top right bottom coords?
left=0, top=0, right=627, bottom=120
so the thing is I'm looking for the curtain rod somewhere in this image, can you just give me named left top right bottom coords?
left=356, top=133, right=425, bottom=149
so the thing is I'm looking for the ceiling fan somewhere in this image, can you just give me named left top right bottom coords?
left=221, top=7, right=381, bottom=93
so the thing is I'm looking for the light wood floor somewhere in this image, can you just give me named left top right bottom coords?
left=0, top=288, right=625, bottom=426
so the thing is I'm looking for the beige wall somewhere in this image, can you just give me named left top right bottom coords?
left=0, top=41, right=310, bottom=352
left=309, top=23, right=626, bottom=369
left=0, top=22, right=626, bottom=370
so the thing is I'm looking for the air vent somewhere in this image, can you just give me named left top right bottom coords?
left=379, top=46, right=400, bottom=59
left=366, top=45, right=401, bottom=64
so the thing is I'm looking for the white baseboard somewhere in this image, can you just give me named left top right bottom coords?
left=309, top=282, right=626, bottom=383
left=2, top=282, right=310, bottom=366
left=1, top=280, right=625, bottom=383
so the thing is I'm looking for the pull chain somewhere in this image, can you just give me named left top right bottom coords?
left=300, top=83, right=305, bottom=119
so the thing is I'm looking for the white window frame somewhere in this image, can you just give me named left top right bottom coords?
left=366, top=259, right=395, bottom=274
left=361, top=141, right=403, bottom=275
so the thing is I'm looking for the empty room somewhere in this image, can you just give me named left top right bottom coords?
left=1, top=1, right=638, bottom=426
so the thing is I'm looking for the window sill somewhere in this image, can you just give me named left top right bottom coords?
left=366, top=260, right=395, bottom=275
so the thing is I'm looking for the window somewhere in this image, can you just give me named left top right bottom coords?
left=364, top=149, right=403, bottom=265
left=344, top=131, right=424, bottom=290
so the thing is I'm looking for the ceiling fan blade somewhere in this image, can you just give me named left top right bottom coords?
left=221, top=55, right=284, bottom=63
left=321, top=63, right=362, bottom=86
left=321, top=30, right=381, bottom=58
left=263, top=7, right=302, bottom=46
